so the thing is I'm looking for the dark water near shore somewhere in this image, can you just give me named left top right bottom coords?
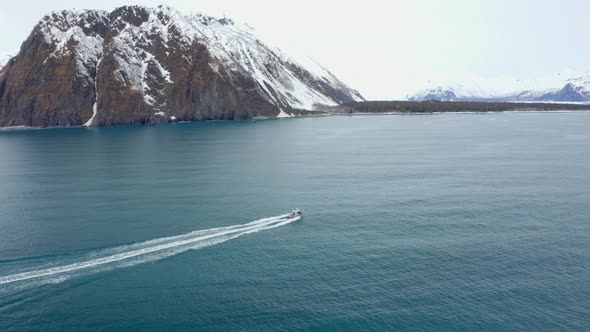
left=0, top=113, right=589, bottom=331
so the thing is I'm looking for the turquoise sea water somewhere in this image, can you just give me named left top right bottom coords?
left=0, top=113, right=589, bottom=331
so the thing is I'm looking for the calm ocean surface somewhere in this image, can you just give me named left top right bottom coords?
left=0, top=113, right=589, bottom=331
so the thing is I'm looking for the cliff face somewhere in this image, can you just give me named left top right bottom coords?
left=0, top=6, right=364, bottom=127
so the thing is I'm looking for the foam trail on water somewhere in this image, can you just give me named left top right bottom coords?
left=0, top=214, right=299, bottom=289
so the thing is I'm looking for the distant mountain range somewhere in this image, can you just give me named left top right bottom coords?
left=408, top=74, right=590, bottom=103
left=0, top=5, right=363, bottom=127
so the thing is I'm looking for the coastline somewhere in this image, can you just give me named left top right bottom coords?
left=346, top=109, right=590, bottom=115
left=2, top=107, right=590, bottom=132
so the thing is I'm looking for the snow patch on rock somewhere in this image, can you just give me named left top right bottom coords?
left=35, top=5, right=363, bottom=114
left=39, top=10, right=108, bottom=79
left=277, top=109, right=292, bottom=118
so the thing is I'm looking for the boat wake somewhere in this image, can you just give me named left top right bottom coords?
left=0, top=213, right=299, bottom=291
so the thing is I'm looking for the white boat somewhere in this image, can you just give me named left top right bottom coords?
left=289, top=209, right=303, bottom=217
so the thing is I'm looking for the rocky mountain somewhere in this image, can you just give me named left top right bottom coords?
left=408, top=87, right=457, bottom=102
left=538, top=74, right=590, bottom=102
left=408, top=84, right=515, bottom=102
left=409, top=74, right=590, bottom=103
left=0, top=6, right=364, bottom=127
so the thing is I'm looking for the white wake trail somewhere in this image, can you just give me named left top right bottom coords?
left=0, top=214, right=298, bottom=288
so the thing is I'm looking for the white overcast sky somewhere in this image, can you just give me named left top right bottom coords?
left=1, top=0, right=589, bottom=99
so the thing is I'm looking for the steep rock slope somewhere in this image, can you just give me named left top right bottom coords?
left=0, top=6, right=363, bottom=127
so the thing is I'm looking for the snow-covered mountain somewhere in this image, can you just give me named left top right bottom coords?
left=538, top=74, right=590, bottom=102
left=408, top=74, right=590, bottom=103
left=0, top=5, right=363, bottom=127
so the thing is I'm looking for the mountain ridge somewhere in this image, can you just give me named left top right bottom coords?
left=408, top=73, right=590, bottom=103
left=0, top=5, right=363, bottom=127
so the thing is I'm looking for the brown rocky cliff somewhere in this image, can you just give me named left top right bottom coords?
left=0, top=31, right=96, bottom=127
left=0, top=6, right=363, bottom=128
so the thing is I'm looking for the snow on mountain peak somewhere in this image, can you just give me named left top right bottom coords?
left=566, top=72, right=590, bottom=89
left=34, top=5, right=362, bottom=110
left=38, top=10, right=109, bottom=79
left=408, top=73, right=590, bottom=103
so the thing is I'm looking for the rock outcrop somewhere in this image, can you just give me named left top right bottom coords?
left=0, top=6, right=364, bottom=127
